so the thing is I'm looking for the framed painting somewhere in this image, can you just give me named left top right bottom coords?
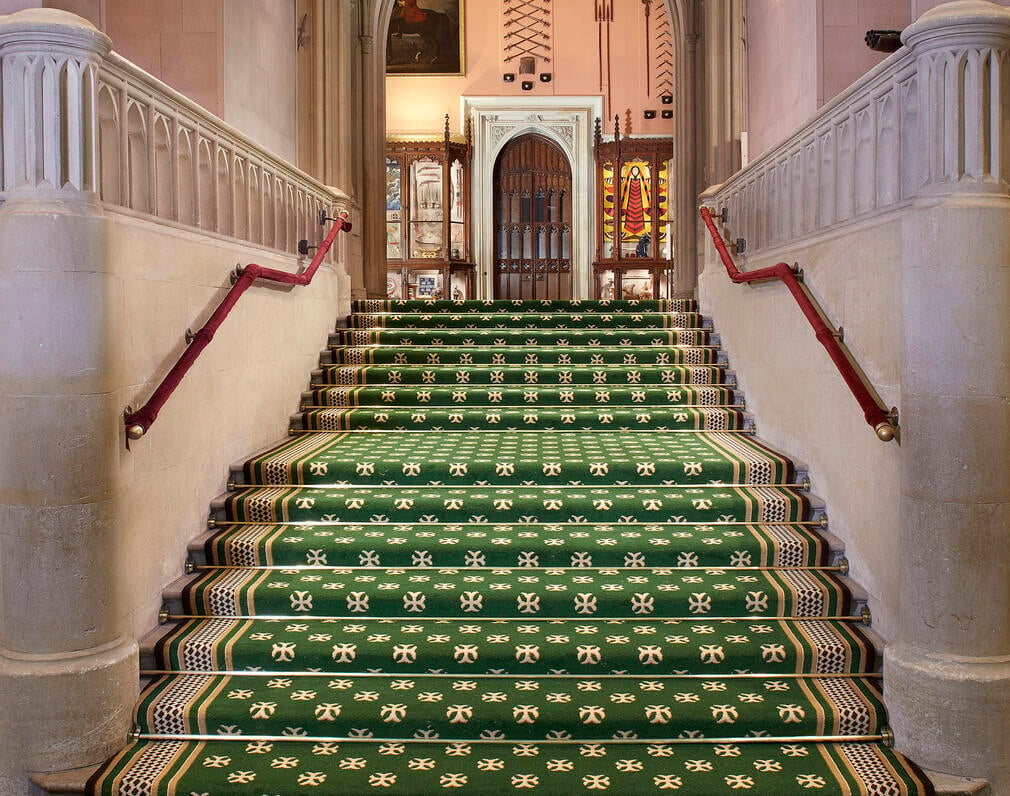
left=386, top=0, right=464, bottom=76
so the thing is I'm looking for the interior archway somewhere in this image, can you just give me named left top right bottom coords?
left=492, top=132, right=573, bottom=300
left=364, top=0, right=698, bottom=300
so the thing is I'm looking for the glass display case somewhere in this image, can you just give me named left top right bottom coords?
left=386, top=116, right=475, bottom=300
left=593, top=119, right=675, bottom=299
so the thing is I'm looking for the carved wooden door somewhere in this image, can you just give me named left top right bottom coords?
left=493, top=134, right=573, bottom=300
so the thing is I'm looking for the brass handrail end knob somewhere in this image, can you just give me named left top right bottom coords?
left=881, top=726, right=895, bottom=748
left=838, top=557, right=850, bottom=577
left=861, top=605, right=872, bottom=625
left=158, top=605, right=170, bottom=625
left=130, top=725, right=141, bottom=741
left=126, top=424, right=146, bottom=441
left=875, top=422, right=896, bottom=442
left=818, top=513, right=829, bottom=529
left=207, top=515, right=217, bottom=529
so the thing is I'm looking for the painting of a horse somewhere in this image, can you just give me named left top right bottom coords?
left=386, top=0, right=462, bottom=75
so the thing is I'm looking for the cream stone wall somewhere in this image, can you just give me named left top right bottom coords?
left=699, top=216, right=905, bottom=638
left=109, top=213, right=347, bottom=637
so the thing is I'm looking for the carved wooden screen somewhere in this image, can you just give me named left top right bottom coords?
left=493, top=134, right=573, bottom=300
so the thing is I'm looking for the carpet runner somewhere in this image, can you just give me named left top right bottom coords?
left=88, top=299, right=932, bottom=794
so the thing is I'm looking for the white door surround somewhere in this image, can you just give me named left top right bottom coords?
left=463, top=96, right=603, bottom=300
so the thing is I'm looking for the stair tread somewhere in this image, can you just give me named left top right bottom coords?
left=337, top=329, right=711, bottom=346
left=353, top=298, right=698, bottom=313
left=180, top=566, right=851, bottom=620
left=89, top=738, right=932, bottom=795
left=348, top=311, right=704, bottom=329
left=315, top=365, right=727, bottom=390
left=296, top=406, right=747, bottom=432
left=199, top=521, right=829, bottom=569
left=238, top=429, right=795, bottom=487
left=133, top=671, right=888, bottom=740
left=150, top=616, right=877, bottom=676
left=223, top=484, right=812, bottom=525
left=326, top=344, right=722, bottom=366
left=307, top=384, right=738, bottom=407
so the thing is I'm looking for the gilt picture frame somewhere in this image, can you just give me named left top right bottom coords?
left=386, top=0, right=465, bottom=76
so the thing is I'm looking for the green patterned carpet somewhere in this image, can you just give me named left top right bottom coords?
left=89, top=299, right=931, bottom=794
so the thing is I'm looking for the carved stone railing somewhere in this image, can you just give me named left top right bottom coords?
left=0, top=8, right=348, bottom=254
left=96, top=53, right=348, bottom=253
left=708, top=50, right=919, bottom=253
left=706, top=0, right=1010, bottom=254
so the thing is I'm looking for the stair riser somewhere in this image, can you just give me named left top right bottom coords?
left=305, top=385, right=738, bottom=407
left=325, top=346, right=723, bottom=366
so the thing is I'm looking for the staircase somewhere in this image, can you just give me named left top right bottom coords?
left=88, top=299, right=932, bottom=794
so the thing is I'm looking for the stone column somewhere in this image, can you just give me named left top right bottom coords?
left=673, top=28, right=699, bottom=297
left=0, top=10, right=137, bottom=793
left=359, top=13, right=389, bottom=300
left=885, top=1, right=1010, bottom=790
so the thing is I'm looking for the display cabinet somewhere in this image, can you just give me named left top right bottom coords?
left=386, top=116, right=475, bottom=299
left=593, top=118, right=675, bottom=300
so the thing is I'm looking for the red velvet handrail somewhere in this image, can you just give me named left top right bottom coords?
left=124, top=212, right=352, bottom=443
left=699, top=206, right=897, bottom=442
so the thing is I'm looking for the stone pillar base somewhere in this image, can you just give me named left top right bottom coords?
left=0, top=639, right=137, bottom=795
left=885, top=641, right=1010, bottom=792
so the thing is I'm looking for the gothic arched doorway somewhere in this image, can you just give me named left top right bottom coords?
left=493, top=133, right=573, bottom=300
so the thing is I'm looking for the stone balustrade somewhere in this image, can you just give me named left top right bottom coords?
left=706, top=0, right=1009, bottom=256
left=96, top=53, right=348, bottom=254
left=0, top=8, right=348, bottom=253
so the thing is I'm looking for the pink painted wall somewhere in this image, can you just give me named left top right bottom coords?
left=821, top=0, right=910, bottom=103
left=746, top=0, right=819, bottom=160
left=386, top=0, right=676, bottom=137
left=746, top=0, right=912, bottom=160
left=37, top=0, right=300, bottom=162
left=35, top=0, right=226, bottom=115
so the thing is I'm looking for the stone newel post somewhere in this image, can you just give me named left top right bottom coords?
left=886, top=0, right=1010, bottom=789
left=0, top=10, right=137, bottom=793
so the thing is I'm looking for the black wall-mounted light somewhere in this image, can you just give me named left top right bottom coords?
left=661, top=93, right=673, bottom=105
left=643, top=109, right=656, bottom=120
left=539, top=72, right=551, bottom=82
left=865, top=29, right=902, bottom=52
left=503, top=73, right=516, bottom=82
left=661, top=109, right=673, bottom=119
left=521, top=80, right=534, bottom=91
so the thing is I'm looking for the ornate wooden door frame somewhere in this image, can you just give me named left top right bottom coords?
left=464, top=96, right=602, bottom=300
